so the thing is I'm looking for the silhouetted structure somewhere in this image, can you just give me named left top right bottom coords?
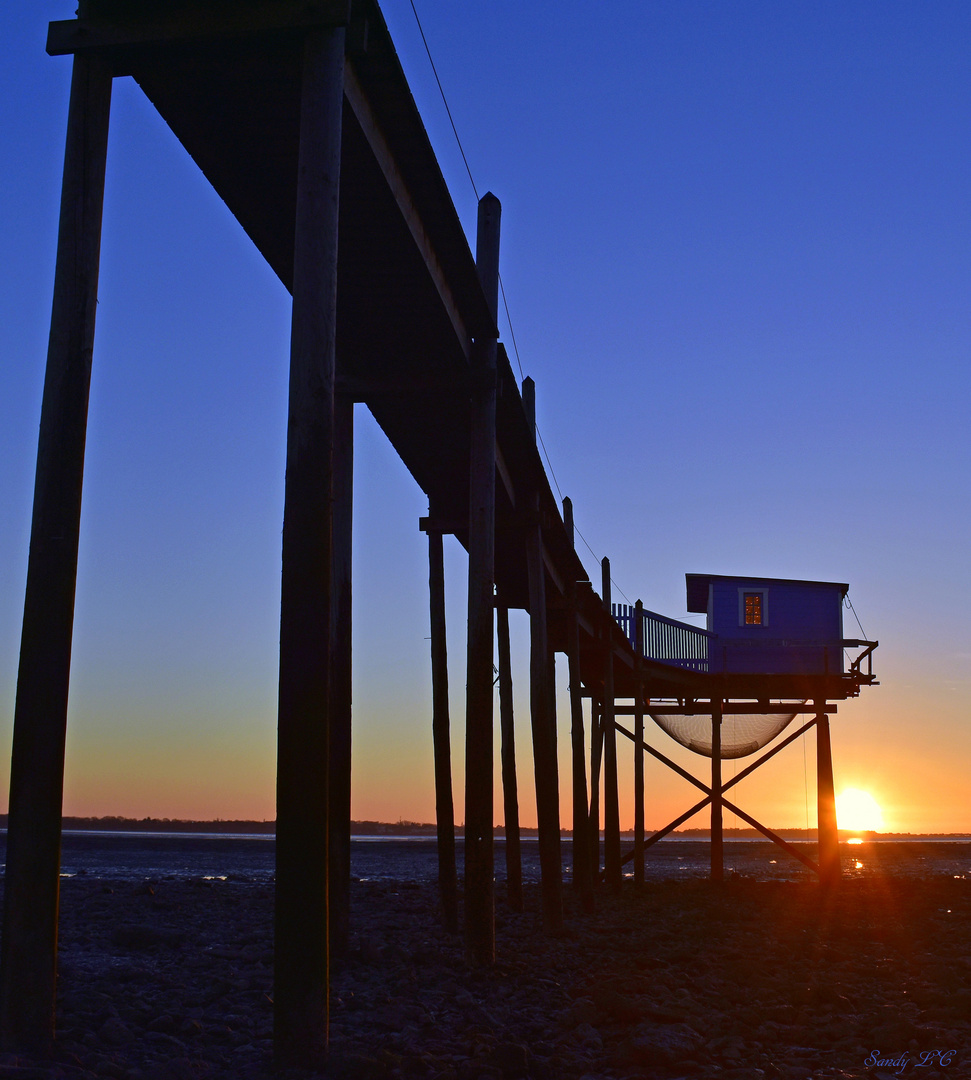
left=2, top=0, right=877, bottom=1065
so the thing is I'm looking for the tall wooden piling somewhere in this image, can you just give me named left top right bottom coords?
left=601, top=559, right=621, bottom=891
left=816, top=704, right=841, bottom=887
left=428, top=521, right=458, bottom=932
left=496, top=603, right=523, bottom=912
left=274, top=27, right=344, bottom=1068
left=0, top=52, right=112, bottom=1053
left=633, top=599, right=645, bottom=888
left=329, top=391, right=353, bottom=959
left=589, top=696, right=603, bottom=874
left=563, top=498, right=594, bottom=911
left=464, top=193, right=501, bottom=965
left=522, top=378, right=563, bottom=931
left=710, top=702, right=723, bottom=882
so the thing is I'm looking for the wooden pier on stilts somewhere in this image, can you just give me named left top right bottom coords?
left=2, top=0, right=878, bottom=1066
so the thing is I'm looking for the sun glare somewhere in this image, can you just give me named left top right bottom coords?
left=836, top=788, right=885, bottom=833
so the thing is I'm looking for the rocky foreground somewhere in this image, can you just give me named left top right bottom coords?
left=0, top=861, right=968, bottom=1079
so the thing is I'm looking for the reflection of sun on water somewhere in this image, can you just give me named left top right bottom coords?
left=836, top=787, right=885, bottom=832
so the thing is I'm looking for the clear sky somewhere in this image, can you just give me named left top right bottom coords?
left=1, top=3, right=969, bottom=833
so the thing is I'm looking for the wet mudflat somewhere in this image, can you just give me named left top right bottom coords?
left=0, top=863, right=967, bottom=1078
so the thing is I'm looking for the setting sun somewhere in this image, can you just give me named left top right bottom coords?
left=836, top=788, right=885, bottom=833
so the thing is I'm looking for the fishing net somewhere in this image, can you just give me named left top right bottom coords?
left=648, top=709, right=798, bottom=759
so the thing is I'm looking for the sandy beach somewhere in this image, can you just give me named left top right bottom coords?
left=0, top=847, right=967, bottom=1079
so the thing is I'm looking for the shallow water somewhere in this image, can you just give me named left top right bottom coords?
left=2, top=831, right=967, bottom=886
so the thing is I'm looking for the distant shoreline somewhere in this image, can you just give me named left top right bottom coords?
left=0, top=815, right=965, bottom=841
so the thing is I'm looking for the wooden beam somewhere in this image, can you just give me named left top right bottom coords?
left=47, top=2, right=352, bottom=54
left=720, top=798, right=820, bottom=874
left=343, top=63, right=475, bottom=358
left=464, top=193, right=500, bottom=966
left=495, top=443, right=515, bottom=508
left=496, top=604, right=523, bottom=913
left=641, top=703, right=837, bottom=715
left=428, top=525, right=458, bottom=932
left=0, top=52, right=112, bottom=1054
left=274, top=27, right=344, bottom=1069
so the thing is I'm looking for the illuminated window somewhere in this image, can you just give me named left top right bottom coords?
left=744, top=592, right=763, bottom=625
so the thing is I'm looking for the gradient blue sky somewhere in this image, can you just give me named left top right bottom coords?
left=1, top=2, right=969, bottom=831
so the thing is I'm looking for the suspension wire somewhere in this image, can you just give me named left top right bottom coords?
left=499, top=276, right=525, bottom=381
left=408, top=0, right=478, bottom=201
left=409, top=0, right=633, bottom=612
left=845, top=595, right=869, bottom=640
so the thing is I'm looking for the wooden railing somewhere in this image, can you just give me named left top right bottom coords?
left=612, top=603, right=713, bottom=672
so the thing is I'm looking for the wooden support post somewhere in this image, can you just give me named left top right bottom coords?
left=274, top=27, right=344, bottom=1069
left=589, top=696, right=603, bottom=875
left=0, top=53, right=112, bottom=1053
left=711, top=702, right=723, bottom=883
left=602, top=558, right=621, bottom=891
left=329, top=391, right=353, bottom=960
left=526, top=501, right=563, bottom=930
left=816, top=705, right=841, bottom=887
left=496, top=602, right=523, bottom=912
left=563, top=498, right=594, bottom=912
left=633, top=599, right=645, bottom=889
left=428, top=523, right=458, bottom=932
left=464, top=193, right=501, bottom=965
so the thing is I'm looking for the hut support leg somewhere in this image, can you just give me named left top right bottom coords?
left=0, top=53, right=112, bottom=1053
left=464, top=194, right=501, bottom=965
left=711, top=704, right=723, bottom=882
left=816, top=706, right=841, bottom=887
left=428, top=526, right=458, bottom=932
left=497, top=604, right=523, bottom=912
left=274, top=26, right=344, bottom=1068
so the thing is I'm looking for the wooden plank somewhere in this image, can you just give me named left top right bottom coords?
left=496, top=604, right=523, bottom=913
left=48, top=2, right=352, bottom=54
left=428, top=526, right=458, bottom=932
left=273, top=27, right=344, bottom=1069
left=329, top=391, right=353, bottom=959
left=464, top=193, right=500, bottom=966
left=0, top=52, right=112, bottom=1054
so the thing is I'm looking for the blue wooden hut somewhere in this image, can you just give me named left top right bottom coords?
left=685, top=573, right=847, bottom=676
